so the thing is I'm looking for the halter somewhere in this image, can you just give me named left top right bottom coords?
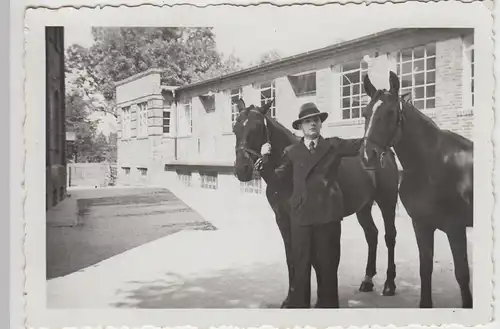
left=237, top=108, right=271, bottom=161
left=367, top=97, right=405, bottom=168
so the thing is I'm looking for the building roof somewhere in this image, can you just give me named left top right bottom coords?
left=175, top=28, right=415, bottom=93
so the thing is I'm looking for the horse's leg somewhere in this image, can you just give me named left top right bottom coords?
left=356, top=202, right=378, bottom=292
left=378, top=199, right=397, bottom=296
left=445, top=225, right=473, bottom=308
left=412, top=219, right=436, bottom=308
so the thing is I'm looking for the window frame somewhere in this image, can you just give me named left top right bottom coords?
left=200, top=171, right=218, bottom=190
left=136, top=101, right=149, bottom=138
left=230, top=88, right=243, bottom=128
left=121, top=106, right=131, bottom=140
left=260, top=81, right=277, bottom=119
left=178, top=99, right=193, bottom=137
left=463, top=35, right=475, bottom=113
left=340, top=61, right=369, bottom=120
left=395, top=43, right=437, bottom=112
left=289, top=71, right=317, bottom=97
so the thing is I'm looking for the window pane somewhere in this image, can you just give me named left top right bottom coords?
left=414, top=59, right=425, bottom=72
left=353, top=83, right=360, bottom=95
left=351, top=97, right=360, bottom=107
left=426, top=58, right=436, bottom=70
left=426, top=71, right=436, bottom=84
left=426, top=43, right=436, bottom=57
left=401, top=75, right=412, bottom=88
left=426, top=85, right=435, bottom=98
left=401, top=50, right=412, bottom=62
left=346, top=71, right=360, bottom=84
left=426, top=99, right=435, bottom=109
left=262, top=88, right=272, bottom=99
left=342, top=109, right=351, bottom=119
left=415, top=86, right=425, bottom=99
left=471, top=80, right=474, bottom=93
left=402, top=62, right=412, bottom=74
left=261, top=83, right=271, bottom=89
left=342, top=98, right=350, bottom=109
left=163, top=126, right=170, bottom=133
left=163, top=111, right=170, bottom=119
left=163, top=118, right=170, bottom=126
left=414, top=100, right=424, bottom=109
left=414, top=46, right=425, bottom=59
left=342, top=86, right=351, bottom=97
left=352, top=107, right=360, bottom=118
left=415, top=73, right=425, bottom=86
left=342, top=75, right=350, bottom=85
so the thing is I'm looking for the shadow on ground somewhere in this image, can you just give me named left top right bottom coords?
left=111, top=260, right=463, bottom=309
left=47, top=188, right=216, bottom=280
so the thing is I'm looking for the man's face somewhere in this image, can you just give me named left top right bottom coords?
left=300, top=116, right=322, bottom=139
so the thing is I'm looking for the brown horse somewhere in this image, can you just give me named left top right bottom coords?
left=361, top=71, right=473, bottom=308
left=232, top=98, right=400, bottom=307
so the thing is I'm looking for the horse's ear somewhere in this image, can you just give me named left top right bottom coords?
left=363, top=74, right=376, bottom=98
left=389, top=71, right=400, bottom=95
left=401, top=92, right=412, bottom=103
left=236, top=98, right=246, bottom=112
left=260, top=98, right=275, bottom=114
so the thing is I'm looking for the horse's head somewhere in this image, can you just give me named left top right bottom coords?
left=233, top=98, right=275, bottom=182
left=361, top=71, right=406, bottom=168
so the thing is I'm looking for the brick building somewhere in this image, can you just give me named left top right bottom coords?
left=46, top=26, right=67, bottom=210
left=115, top=28, right=475, bottom=195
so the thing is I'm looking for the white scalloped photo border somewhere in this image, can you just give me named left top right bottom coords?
left=13, top=1, right=497, bottom=328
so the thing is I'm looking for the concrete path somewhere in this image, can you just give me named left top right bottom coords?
left=47, top=184, right=466, bottom=309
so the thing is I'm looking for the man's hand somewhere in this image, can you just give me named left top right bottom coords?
left=254, top=143, right=272, bottom=171
left=261, top=143, right=272, bottom=156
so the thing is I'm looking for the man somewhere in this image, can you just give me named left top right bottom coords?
left=257, top=102, right=365, bottom=308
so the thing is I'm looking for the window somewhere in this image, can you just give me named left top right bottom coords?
left=136, top=102, right=148, bottom=137
left=230, top=88, right=243, bottom=127
left=163, top=110, right=171, bottom=134
left=289, top=72, right=316, bottom=96
left=177, top=171, right=192, bottom=187
left=122, top=167, right=130, bottom=175
left=121, top=106, right=131, bottom=139
left=200, top=172, right=218, bottom=189
left=260, top=81, right=276, bottom=118
left=138, top=167, right=148, bottom=176
left=240, top=172, right=263, bottom=194
left=396, top=43, right=436, bottom=111
left=178, top=99, right=193, bottom=136
left=341, top=61, right=369, bottom=120
left=464, top=35, right=475, bottom=110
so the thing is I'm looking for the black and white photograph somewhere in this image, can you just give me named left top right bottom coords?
left=20, top=1, right=494, bottom=328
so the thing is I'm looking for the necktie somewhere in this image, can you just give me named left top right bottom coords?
left=309, top=141, right=316, bottom=154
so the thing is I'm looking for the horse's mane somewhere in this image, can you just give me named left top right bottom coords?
left=401, top=99, right=440, bottom=129
left=265, top=113, right=300, bottom=144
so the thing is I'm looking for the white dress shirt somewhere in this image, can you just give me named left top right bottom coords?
left=304, top=137, right=319, bottom=151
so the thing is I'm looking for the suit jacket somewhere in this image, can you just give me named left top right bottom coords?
left=268, top=136, right=365, bottom=226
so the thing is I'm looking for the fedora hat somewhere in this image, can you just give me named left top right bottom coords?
left=292, top=102, right=329, bottom=130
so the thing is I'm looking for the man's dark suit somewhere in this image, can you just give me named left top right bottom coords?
left=266, top=135, right=365, bottom=308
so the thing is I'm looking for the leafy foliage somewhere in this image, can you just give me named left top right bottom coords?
left=65, top=27, right=243, bottom=118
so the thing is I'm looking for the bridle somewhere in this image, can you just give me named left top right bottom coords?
left=236, top=108, right=272, bottom=162
left=366, top=94, right=406, bottom=168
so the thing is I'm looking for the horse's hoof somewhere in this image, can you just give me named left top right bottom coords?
left=359, top=281, right=374, bottom=292
left=382, top=283, right=396, bottom=296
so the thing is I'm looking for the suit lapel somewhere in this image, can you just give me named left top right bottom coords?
left=304, top=136, right=331, bottom=178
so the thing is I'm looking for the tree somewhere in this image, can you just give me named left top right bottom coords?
left=65, top=27, right=244, bottom=118
left=253, top=49, right=283, bottom=66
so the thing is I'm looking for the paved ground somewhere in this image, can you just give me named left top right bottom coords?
left=47, top=187, right=215, bottom=279
left=47, top=184, right=470, bottom=309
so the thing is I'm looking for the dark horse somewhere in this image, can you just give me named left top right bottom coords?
left=361, top=72, right=473, bottom=308
left=232, top=98, right=400, bottom=307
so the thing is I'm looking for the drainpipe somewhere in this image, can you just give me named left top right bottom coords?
left=173, top=89, right=178, bottom=160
